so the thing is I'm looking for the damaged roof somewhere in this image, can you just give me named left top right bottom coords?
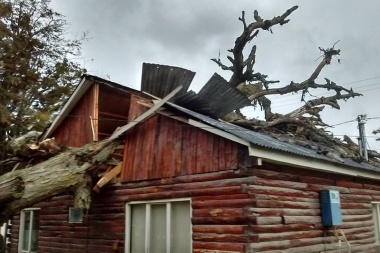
left=166, top=102, right=380, bottom=173
left=45, top=63, right=380, bottom=176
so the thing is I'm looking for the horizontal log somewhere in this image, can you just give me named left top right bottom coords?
left=192, top=198, right=253, bottom=209
left=255, top=177, right=307, bottom=190
left=363, top=183, right=380, bottom=191
left=192, top=225, right=245, bottom=234
left=250, top=168, right=300, bottom=181
left=340, top=202, right=372, bottom=209
left=112, top=170, right=239, bottom=190
left=248, top=208, right=320, bottom=217
left=349, top=188, right=380, bottom=195
left=102, top=186, right=243, bottom=204
left=339, top=194, right=372, bottom=203
left=282, top=216, right=321, bottom=224
left=249, top=223, right=323, bottom=233
left=336, top=180, right=363, bottom=189
left=248, top=236, right=325, bottom=251
left=192, top=216, right=253, bottom=225
left=345, top=231, right=375, bottom=241
left=305, top=184, right=350, bottom=193
left=40, top=225, right=88, bottom=232
left=192, top=193, right=249, bottom=202
left=341, top=226, right=374, bottom=235
left=247, top=185, right=318, bottom=198
left=342, top=214, right=372, bottom=222
left=192, top=208, right=244, bottom=218
left=254, top=194, right=318, bottom=203
left=339, top=220, right=374, bottom=229
left=255, top=216, right=282, bottom=225
left=193, top=241, right=245, bottom=252
left=39, top=214, right=68, bottom=220
left=299, top=176, right=335, bottom=186
left=193, top=232, right=249, bottom=243
left=257, top=230, right=323, bottom=242
left=193, top=250, right=243, bottom=253
left=256, top=200, right=319, bottom=209
left=341, top=208, right=372, bottom=215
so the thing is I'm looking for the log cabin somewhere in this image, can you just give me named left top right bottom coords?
left=5, top=64, right=380, bottom=253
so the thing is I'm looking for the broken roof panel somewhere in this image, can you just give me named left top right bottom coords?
left=175, top=73, right=251, bottom=118
left=141, top=63, right=195, bottom=101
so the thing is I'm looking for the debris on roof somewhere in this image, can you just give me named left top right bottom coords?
left=141, top=63, right=250, bottom=118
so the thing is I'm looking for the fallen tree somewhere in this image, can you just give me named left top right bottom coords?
left=0, top=87, right=179, bottom=224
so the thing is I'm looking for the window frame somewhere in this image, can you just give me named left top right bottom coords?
left=125, top=198, right=192, bottom=253
left=18, top=208, right=40, bottom=253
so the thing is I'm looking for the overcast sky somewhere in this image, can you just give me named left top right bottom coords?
left=51, top=0, right=380, bottom=150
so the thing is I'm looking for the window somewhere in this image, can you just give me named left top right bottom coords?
left=19, top=209, right=40, bottom=253
left=373, top=203, right=380, bottom=253
left=125, top=199, right=191, bottom=253
left=68, top=207, right=84, bottom=223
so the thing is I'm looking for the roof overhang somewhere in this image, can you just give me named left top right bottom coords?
left=248, top=145, right=380, bottom=181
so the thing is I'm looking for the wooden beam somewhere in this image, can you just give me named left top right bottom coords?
left=109, top=85, right=182, bottom=140
left=93, top=163, right=123, bottom=193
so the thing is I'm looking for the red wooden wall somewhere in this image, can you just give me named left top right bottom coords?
left=52, top=86, right=95, bottom=147
left=121, top=96, right=243, bottom=182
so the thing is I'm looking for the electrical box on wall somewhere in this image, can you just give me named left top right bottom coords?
left=320, top=189, right=342, bottom=226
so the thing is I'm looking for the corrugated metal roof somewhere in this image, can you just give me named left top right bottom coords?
left=166, top=102, right=380, bottom=173
left=197, top=73, right=251, bottom=117
left=175, top=73, right=251, bottom=118
left=141, top=63, right=195, bottom=101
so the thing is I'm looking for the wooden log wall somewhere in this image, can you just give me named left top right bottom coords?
left=243, top=163, right=380, bottom=253
left=6, top=162, right=380, bottom=253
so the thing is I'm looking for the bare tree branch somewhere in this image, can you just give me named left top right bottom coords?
left=212, top=6, right=298, bottom=87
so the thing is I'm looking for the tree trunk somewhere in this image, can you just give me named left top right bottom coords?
left=0, top=139, right=119, bottom=224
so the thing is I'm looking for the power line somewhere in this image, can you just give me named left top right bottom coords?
left=327, top=119, right=357, bottom=128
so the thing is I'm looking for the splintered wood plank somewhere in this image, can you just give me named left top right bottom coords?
left=93, top=163, right=122, bottom=192
left=110, top=85, right=182, bottom=140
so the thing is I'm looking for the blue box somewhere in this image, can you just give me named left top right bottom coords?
left=320, top=190, right=342, bottom=226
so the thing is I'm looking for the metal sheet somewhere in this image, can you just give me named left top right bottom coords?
left=175, top=73, right=250, bottom=118
left=141, top=63, right=195, bottom=101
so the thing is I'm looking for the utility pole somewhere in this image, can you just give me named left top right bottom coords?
left=357, top=114, right=368, bottom=161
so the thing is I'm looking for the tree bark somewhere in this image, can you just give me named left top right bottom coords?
left=0, top=139, right=119, bottom=224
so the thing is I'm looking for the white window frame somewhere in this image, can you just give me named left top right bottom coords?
left=125, top=198, right=192, bottom=253
left=18, top=208, right=40, bottom=253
